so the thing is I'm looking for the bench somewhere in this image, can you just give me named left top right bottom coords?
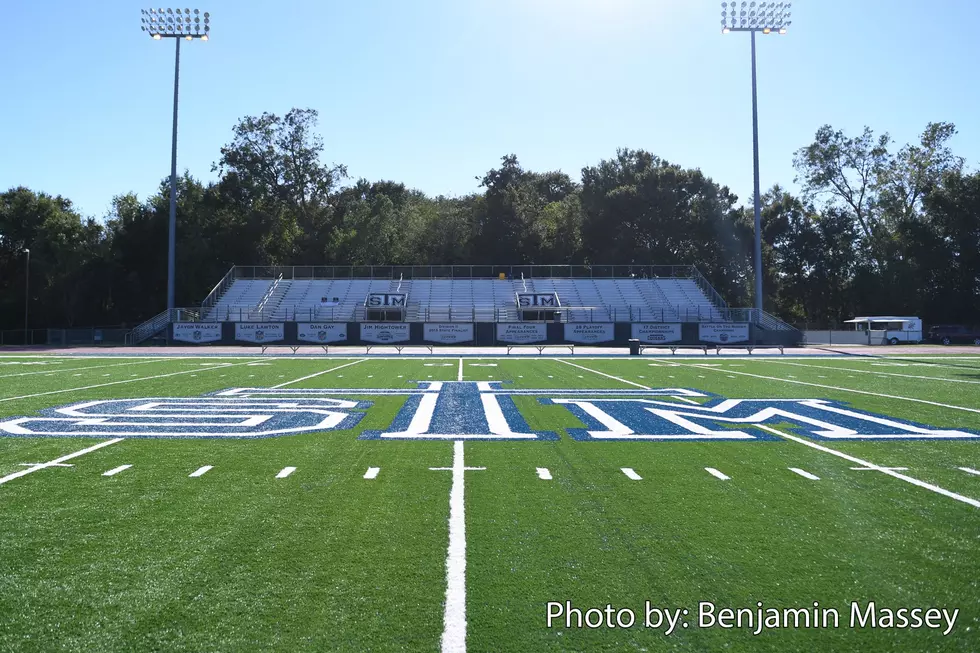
left=636, top=345, right=785, bottom=355
left=506, top=344, right=575, bottom=355
left=638, top=345, right=710, bottom=355
left=261, top=345, right=330, bottom=354
left=364, top=345, right=434, bottom=354
left=714, top=345, right=784, bottom=355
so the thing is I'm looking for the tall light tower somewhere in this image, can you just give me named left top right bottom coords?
left=720, top=1, right=791, bottom=313
left=141, top=7, right=211, bottom=312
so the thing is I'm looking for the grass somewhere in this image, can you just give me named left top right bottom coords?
left=0, top=353, right=978, bottom=652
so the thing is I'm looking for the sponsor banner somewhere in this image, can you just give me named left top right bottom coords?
left=496, top=323, right=547, bottom=344
left=361, top=323, right=410, bottom=344
left=517, top=293, right=559, bottom=308
left=297, top=323, right=347, bottom=344
left=173, top=322, right=223, bottom=344
left=631, top=323, right=682, bottom=344
left=365, top=293, right=406, bottom=308
left=424, top=323, right=474, bottom=344
left=234, top=323, right=284, bottom=344
left=564, top=323, right=614, bottom=344
left=699, top=322, right=750, bottom=344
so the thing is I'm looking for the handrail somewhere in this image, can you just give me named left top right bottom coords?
left=200, top=265, right=237, bottom=312
left=254, top=274, right=283, bottom=312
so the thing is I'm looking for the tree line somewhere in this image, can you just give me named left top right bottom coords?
left=1, top=109, right=977, bottom=330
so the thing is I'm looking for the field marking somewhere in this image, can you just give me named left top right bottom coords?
left=536, top=467, right=552, bottom=480
left=270, top=359, right=368, bottom=389
left=789, top=467, right=820, bottom=480
left=671, top=362, right=980, bottom=415
left=276, top=466, right=296, bottom=479
left=436, top=440, right=484, bottom=653
left=0, top=358, right=175, bottom=380
left=0, top=438, right=124, bottom=486
left=102, top=464, right=131, bottom=477
left=364, top=467, right=380, bottom=479
left=19, top=462, right=72, bottom=467
left=621, top=467, right=642, bottom=480
left=458, top=358, right=464, bottom=381
left=556, top=359, right=650, bottom=389
left=767, top=359, right=980, bottom=385
left=957, top=467, right=980, bottom=476
left=673, top=396, right=700, bottom=405
left=0, top=359, right=264, bottom=404
left=851, top=466, right=908, bottom=471
left=189, top=465, right=213, bottom=477
left=705, top=467, right=730, bottom=480
left=756, top=425, right=980, bottom=508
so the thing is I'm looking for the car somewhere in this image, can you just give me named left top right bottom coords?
left=927, top=324, right=980, bottom=346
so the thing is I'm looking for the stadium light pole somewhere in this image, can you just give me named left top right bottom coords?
left=141, top=7, right=211, bottom=312
left=720, top=1, right=791, bottom=314
left=23, top=248, right=30, bottom=344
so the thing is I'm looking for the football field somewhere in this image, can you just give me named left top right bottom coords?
left=0, top=353, right=977, bottom=652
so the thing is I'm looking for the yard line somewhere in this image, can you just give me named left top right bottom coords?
left=671, top=362, right=980, bottom=415
left=673, top=396, right=701, bottom=405
left=789, top=467, right=820, bottom=480
left=705, top=467, right=730, bottom=480
left=0, top=358, right=175, bottom=379
left=621, top=467, right=642, bottom=480
left=756, top=425, right=980, bottom=508
left=767, top=359, right=980, bottom=385
left=189, top=465, right=213, bottom=478
left=457, top=358, right=464, bottom=381
left=536, top=467, right=552, bottom=480
left=276, top=467, right=296, bottom=479
left=0, top=438, right=124, bottom=486
left=556, top=359, right=650, bottom=389
left=0, top=359, right=263, bottom=404
left=270, top=359, right=368, bottom=389
left=364, top=467, right=380, bottom=480
left=102, top=465, right=132, bottom=477
left=958, top=467, right=980, bottom=477
left=851, top=466, right=908, bottom=471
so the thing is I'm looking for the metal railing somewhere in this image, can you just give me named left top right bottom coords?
left=225, top=264, right=713, bottom=281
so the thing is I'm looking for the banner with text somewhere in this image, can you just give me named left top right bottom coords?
left=564, top=323, right=614, bottom=344
left=424, top=323, right=474, bottom=344
left=361, top=323, right=411, bottom=344
left=173, top=323, right=222, bottom=344
left=496, top=323, right=547, bottom=344
left=699, top=323, right=750, bottom=344
left=234, top=323, right=284, bottom=344
left=297, top=323, right=347, bottom=344
left=631, top=323, right=682, bottom=344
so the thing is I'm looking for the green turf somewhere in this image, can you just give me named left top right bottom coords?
left=0, top=354, right=977, bottom=652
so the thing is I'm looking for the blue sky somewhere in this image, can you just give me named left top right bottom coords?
left=2, top=0, right=978, bottom=219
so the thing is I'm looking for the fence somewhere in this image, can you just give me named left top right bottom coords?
left=0, top=329, right=49, bottom=346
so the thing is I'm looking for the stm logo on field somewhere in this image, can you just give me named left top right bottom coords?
left=0, top=381, right=977, bottom=441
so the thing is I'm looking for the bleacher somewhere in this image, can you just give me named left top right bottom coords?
left=203, top=273, right=728, bottom=323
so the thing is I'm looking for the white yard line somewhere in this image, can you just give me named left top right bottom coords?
left=102, top=464, right=132, bottom=477
left=621, top=467, right=642, bottom=480
left=767, top=359, right=980, bottom=385
left=458, top=358, right=464, bottom=381
left=756, top=425, right=980, bottom=508
left=270, top=359, right=368, bottom=389
left=672, top=362, right=980, bottom=415
left=189, top=465, right=213, bottom=478
left=364, top=467, right=380, bottom=480
left=556, top=359, right=650, bottom=389
left=536, top=467, right=552, bottom=480
left=673, top=396, right=701, bottom=405
left=789, top=467, right=820, bottom=480
left=0, top=438, right=124, bottom=486
left=851, top=466, right=908, bottom=471
left=705, top=467, right=730, bottom=480
left=0, top=359, right=264, bottom=404
left=276, top=466, right=297, bottom=479
left=958, top=467, right=980, bottom=477
left=0, top=358, right=175, bottom=379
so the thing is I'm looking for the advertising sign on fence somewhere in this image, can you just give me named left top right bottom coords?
left=699, top=323, right=750, bottom=344
left=631, top=323, right=682, bottom=344
left=423, top=323, right=474, bottom=344
left=234, top=323, right=284, bottom=344
left=173, top=323, right=223, bottom=344
left=360, top=323, right=411, bottom=344
left=496, top=323, right=547, bottom=344
left=297, top=323, right=347, bottom=344
left=564, top=323, right=614, bottom=344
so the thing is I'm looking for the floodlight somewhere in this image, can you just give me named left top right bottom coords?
left=141, top=7, right=211, bottom=38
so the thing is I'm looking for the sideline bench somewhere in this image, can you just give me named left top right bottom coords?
left=636, top=345, right=785, bottom=355
left=638, top=345, right=710, bottom=355
left=364, top=345, right=434, bottom=354
left=261, top=345, right=330, bottom=354
left=506, top=344, right=575, bottom=355
left=715, top=345, right=784, bottom=355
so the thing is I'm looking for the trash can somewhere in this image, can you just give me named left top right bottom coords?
left=628, top=338, right=640, bottom=356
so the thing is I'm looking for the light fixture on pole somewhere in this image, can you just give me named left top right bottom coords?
left=720, top=1, right=791, bottom=313
left=140, top=8, right=211, bottom=313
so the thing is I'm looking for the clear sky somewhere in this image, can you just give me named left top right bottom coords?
left=2, top=0, right=978, bottom=220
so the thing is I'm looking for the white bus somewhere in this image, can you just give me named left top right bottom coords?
left=843, top=316, right=922, bottom=345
